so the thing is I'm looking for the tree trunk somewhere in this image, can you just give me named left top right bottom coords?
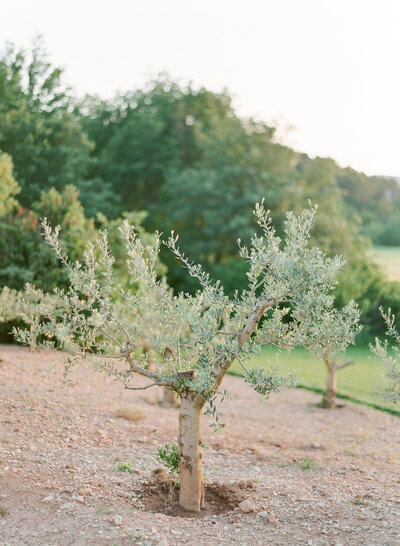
left=324, top=358, right=337, bottom=409
left=178, top=391, right=205, bottom=512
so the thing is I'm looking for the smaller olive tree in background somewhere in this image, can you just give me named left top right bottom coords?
left=283, top=294, right=361, bottom=408
left=15, top=201, right=355, bottom=513
left=373, top=308, right=400, bottom=404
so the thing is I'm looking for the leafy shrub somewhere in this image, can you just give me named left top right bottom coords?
left=157, top=443, right=179, bottom=477
left=117, top=462, right=133, bottom=473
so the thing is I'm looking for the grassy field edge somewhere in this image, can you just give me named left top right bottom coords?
left=227, top=368, right=400, bottom=418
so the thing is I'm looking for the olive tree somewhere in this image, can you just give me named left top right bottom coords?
left=373, top=308, right=400, bottom=403
left=286, top=294, right=361, bottom=408
left=16, top=201, right=351, bottom=512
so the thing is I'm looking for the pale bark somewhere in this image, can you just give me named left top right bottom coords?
left=324, top=356, right=337, bottom=409
left=178, top=391, right=205, bottom=512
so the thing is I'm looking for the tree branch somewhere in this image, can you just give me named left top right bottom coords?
left=237, top=298, right=277, bottom=345
left=126, top=355, right=177, bottom=388
left=337, top=360, right=355, bottom=370
left=99, top=326, right=124, bottom=350
left=211, top=297, right=278, bottom=389
left=123, top=381, right=159, bottom=391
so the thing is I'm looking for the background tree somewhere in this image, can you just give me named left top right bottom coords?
left=373, top=309, right=400, bottom=403
left=0, top=184, right=96, bottom=294
left=16, top=202, right=353, bottom=512
left=293, top=295, right=361, bottom=408
left=0, top=39, right=93, bottom=206
left=0, top=151, right=20, bottom=217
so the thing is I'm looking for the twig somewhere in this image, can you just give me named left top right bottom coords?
left=123, top=381, right=159, bottom=391
left=99, top=327, right=124, bottom=350
left=337, top=360, right=355, bottom=370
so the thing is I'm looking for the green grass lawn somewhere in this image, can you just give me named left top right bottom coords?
left=371, top=246, right=400, bottom=282
left=229, top=346, right=399, bottom=415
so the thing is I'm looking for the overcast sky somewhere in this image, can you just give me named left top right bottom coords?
left=2, top=0, right=399, bottom=176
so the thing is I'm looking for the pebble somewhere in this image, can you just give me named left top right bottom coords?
left=60, top=502, right=75, bottom=510
left=42, top=494, right=54, bottom=503
left=71, top=495, right=85, bottom=503
left=239, top=499, right=256, bottom=513
left=112, top=515, right=123, bottom=526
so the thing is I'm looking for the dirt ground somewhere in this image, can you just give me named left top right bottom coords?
left=0, top=345, right=399, bottom=545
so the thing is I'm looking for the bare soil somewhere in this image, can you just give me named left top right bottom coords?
left=141, top=474, right=255, bottom=518
left=0, top=345, right=399, bottom=545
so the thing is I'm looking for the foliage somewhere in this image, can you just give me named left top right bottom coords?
left=73, top=177, right=121, bottom=219
left=117, top=462, right=133, bottom=473
left=0, top=151, right=20, bottom=217
left=0, top=284, right=59, bottom=342
left=14, top=202, right=352, bottom=418
left=372, top=308, right=400, bottom=403
left=0, top=286, right=19, bottom=323
left=96, top=210, right=167, bottom=288
left=244, top=366, right=296, bottom=397
left=0, top=38, right=93, bottom=206
left=157, top=443, right=179, bottom=476
left=337, top=168, right=400, bottom=243
left=0, top=185, right=96, bottom=293
left=0, top=176, right=167, bottom=340
left=296, top=457, right=319, bottom=470
left=366, top=212, right=400, bottom=247
left=292, top=295, right=361, bottom=361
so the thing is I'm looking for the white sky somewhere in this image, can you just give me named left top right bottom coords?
left=2, top=0, right=400, bottom=176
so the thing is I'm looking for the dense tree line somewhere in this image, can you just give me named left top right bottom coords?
left=0, top=39, right=399, bottom=339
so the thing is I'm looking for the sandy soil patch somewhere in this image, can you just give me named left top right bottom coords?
left=0, top=345, right=399, bottom=545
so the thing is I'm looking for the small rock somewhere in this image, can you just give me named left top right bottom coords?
left=238, top=499, right=256, bottom=513
left=73, top=495, right=84, bottom=503
left=268, top=513, right=278, bottom=525
left=60, top=502, right=75, bottom=510
left=258, top=511, right=269, bottom=519
left=42, top=494, right=54, bottom=503
left=112, top=515, right=123, bottom=526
